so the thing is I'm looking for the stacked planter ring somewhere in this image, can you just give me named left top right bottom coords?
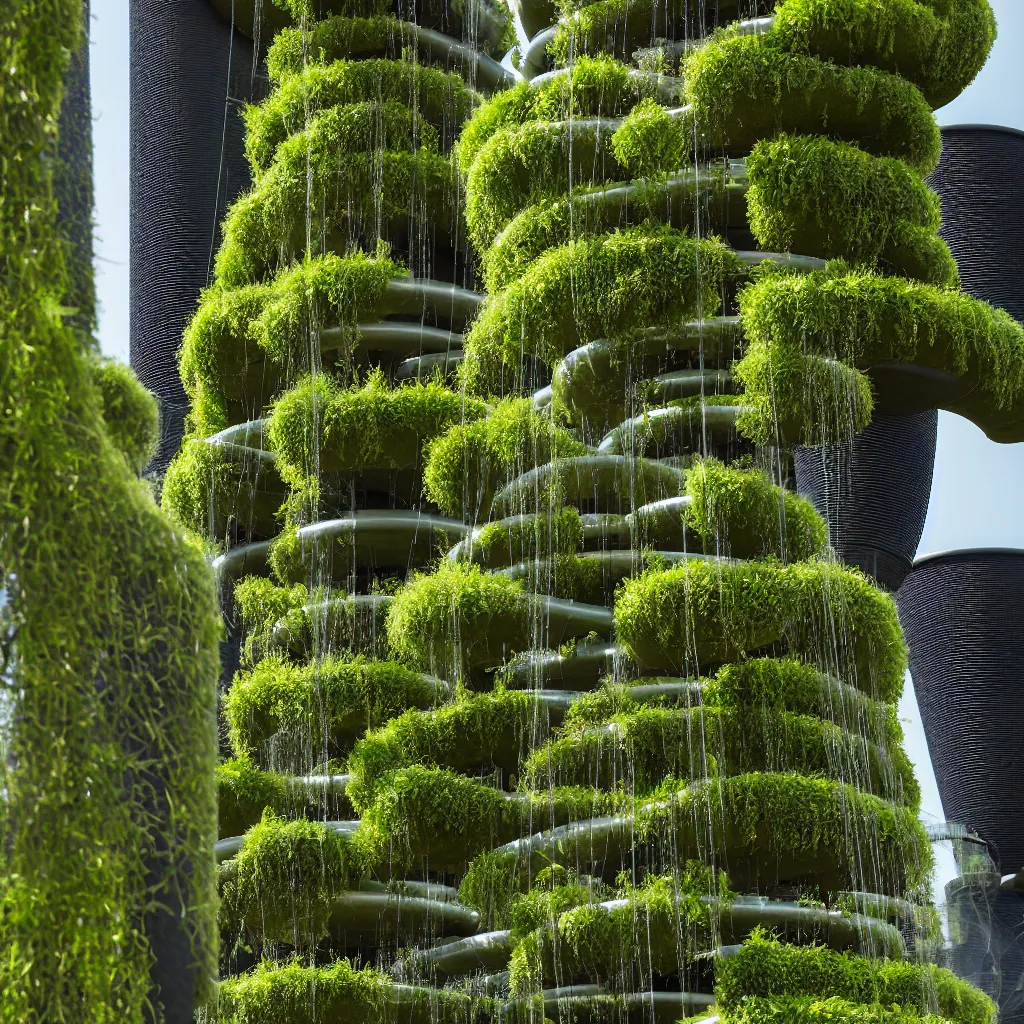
left=162, top=0, right=1024, bottom=1021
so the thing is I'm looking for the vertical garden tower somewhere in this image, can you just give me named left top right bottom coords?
left=144, top=0, right=1024, bottom=1021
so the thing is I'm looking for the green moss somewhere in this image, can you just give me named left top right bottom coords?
left=179, top=251, right=399, bottom=436
left=733, top=342, right=876, bottom=447
left=510, top=866, right=728, bottom=994
left=506, top=879, right=603, bottom=940
left=684, top=457, right=827, bottom=562
left=737, top=263, right=1024, bottom=440
left=479, top=168, right=733, bottom=292
left=724, top=997, right=952, bottom=1024
left=267, top=370, right=484, bottom=484
left=456, top=55, right=681, bottom=173
left=462, top=773, right=931, bottom=927
left=267, top=13, right=509, bottom=81
left=524, top=703, right=918, bottom=804
left=635, top=773, right=932, bottom=894
left=467, top=507, right=585, bottom=566
left=705, top=658, right=902, bottom=746
left=771, top=0, right=996, bottom=109
left=509, top=552, right=614, bottom=604
left=614, top=559, right=907, bottom=700
left=563, top=659, right=900, bottom=746
left=230, top=812, right=367, bottom=943
left=345, top=688, right=546, bottom=809
left=684, top=33, right=940, bottom=174
left=217, top=757, right=289, bottom=838
left=90, top=356, right=159, bottom=474
left=214, top=957, right=485, bottom=1024
left=0, top=7, right=222, bottom=1013
left=161, top=437, right=284, bottom=541
left=465, top=110, right=689, bottom=249
left=358, top=765, right=626, bottom=870
left=423, top=397, right=586, bottom=518
left=214, top=109, right=456, bottom=285
left=386, top=561, right=530, bottom=678
left=716, top=928, right=997, bottom=1024
left=244, top=59, right=479, bottom=172
left=233, top=577, right=392, bottom=665
left=461, top=227, right=737, bottom=395
left=746, top=134, right=955, bottom=286
left=225, top=655, right=441, bottom=765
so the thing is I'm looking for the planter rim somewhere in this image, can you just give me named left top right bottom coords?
left=911, top=547, right=1024, bottom=570
left=940, top=123, right=1024, bottom=141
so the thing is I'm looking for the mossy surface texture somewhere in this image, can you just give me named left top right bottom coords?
left=0, top=2, right=220, bottom=1019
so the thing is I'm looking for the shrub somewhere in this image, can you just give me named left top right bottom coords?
left=614, top=558, right=907, bottom=700
left=746, top=134, right=956, bottom=286
left=345, top=688, right=547, bottom=809
left=461, top=227, right=737, bottom=394
left=230, top=811, right=368, bottom=943
left=267, top=370, right=484, bottom=484
left=244, top=59, right=477, bottom=172
left=717, top=928, right=997, bottom=1024
left=737, top=263, right=1024, bottom=442
left=225, top=655, right=441, bottom=764
left=771, top=0, right=996, bottom=109
left=91, top=358, right=159, bottom=474
left=386, top=562, right=530, bottom=678
left=423, top=398, right=586, bottom=518
left=684, top=33, right=940, bottom=174
left=684, top=456, right=827, bottom=562
left=214, top=111, right=456, bottom=285
left=524, top=704, right=918, bottom=804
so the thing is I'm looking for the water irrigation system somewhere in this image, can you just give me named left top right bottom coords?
left=2, top=0, right=1023, bottom=1021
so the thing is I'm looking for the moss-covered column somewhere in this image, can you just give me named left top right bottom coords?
left=1, top=2, right=221, bottom=1020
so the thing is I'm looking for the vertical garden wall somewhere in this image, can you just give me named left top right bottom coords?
left=156, top=0, right=1024, bottom=1022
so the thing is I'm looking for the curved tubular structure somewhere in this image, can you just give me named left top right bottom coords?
left=161, top=0, right=1016, bottom=1021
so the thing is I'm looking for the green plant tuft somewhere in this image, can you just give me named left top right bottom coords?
left=423, top=398, right=586, bottom=518
left=90, top=357, right=159, bottom=474
left=614, top=558, right=907, bottom=700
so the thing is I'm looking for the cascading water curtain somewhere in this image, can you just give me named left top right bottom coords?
left=163, top=0, right=1024, bottom=1021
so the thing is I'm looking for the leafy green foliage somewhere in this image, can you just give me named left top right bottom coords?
left=509, top=865, right=730, bottom=994
left=685, top=457, right=827, bottom=562
left=717, top=928, right=997, bottom=1024
left=217, top=758, right=290, bottom=839
left=213, top=957, right=485, bottom=1024
left=746, top=134, right=956, bottom=286
left=91, top=356, right=159, bottom=474
left=684, top=33, right=940, bottom=174
left=737, top=262, right=1024, bottom=442
left=386, top=561, right=529, bottom=678
left=524, top=703, right=918, bottom=804
left=461, top=773, right=931, bottom=927
left=461, top=227, right=737, bottom=394
left=179, top=251, right=399, bottom=437
left=423, top=398, right=586, bottom=517
left=614, top=558, right=907, bottom=700
left=771, top=0, right=996, bottom=109
left=225, top=655, right=441, bottom=765
left=230, top=812, right=367, bottom=942
left=345, top=688, right=546, bottom=808
left=456, top=55, right=680, bottom=173
left=244, top=59, right=478, bottom=172
left=268, top=370, right=484, bottom=483
left=215, top=109, right=455, bottom=285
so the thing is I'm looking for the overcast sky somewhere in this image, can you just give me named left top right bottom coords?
left=90, top=2, right=1024, bottom=889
